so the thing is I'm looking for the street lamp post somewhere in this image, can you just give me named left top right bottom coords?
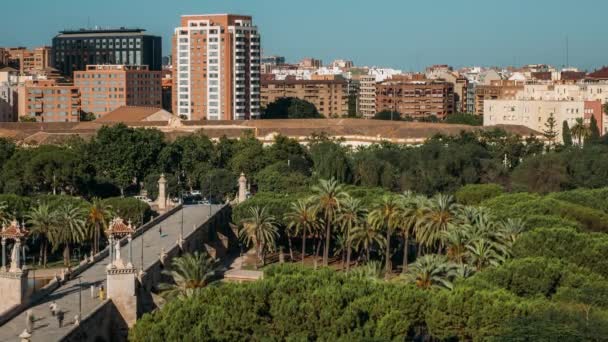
left=78, top=276, right=82, bottom=318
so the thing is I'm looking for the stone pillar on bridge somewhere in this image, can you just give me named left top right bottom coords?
left=105, top=218, right=138, bottom=327
left=157, top=174, right=167, bottom=211
left=238, top=172, right=247, bottom=204
left=0, top=220, right=29, bottom=313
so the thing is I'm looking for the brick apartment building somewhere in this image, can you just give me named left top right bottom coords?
left=74, top=64, right=162, bottom=117
left=376, top=79, right=454, bottom=119
left=6, top=47, right=51, bottom=74
left=474, top=80, right=523, bottom=116
left=261, top=74, right=348, bottom=117
left=18, top=79, right=81, bottom=122
left=172, top=14, right=261, bottom=120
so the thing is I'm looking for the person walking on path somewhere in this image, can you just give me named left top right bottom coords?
left=99, top=285, right=106, bottom=300
left=159, top=225, right=163, bottom=237
left=56, top=309, right=64, bottom=328
left=49, top=301, right=57, bottom=316
left=25, top=310, right=34, bottom=333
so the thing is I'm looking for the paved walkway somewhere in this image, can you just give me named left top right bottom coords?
left=0, top=204, right=222, bottom=342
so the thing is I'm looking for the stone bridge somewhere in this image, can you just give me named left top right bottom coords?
left=0, top=204, right=234, bottom=342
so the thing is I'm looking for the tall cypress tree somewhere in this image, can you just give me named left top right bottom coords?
left=562, top=120, right=573, bottom=147
left=588, top=116, right=601, bottom=145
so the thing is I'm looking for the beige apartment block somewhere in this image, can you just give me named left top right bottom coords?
left=74, top=65, right=162, bottom=117
left=484, top=99, right=603, bottom=142
left=359, top=75, right=377, bottom=118
left=261, top=75, right=348, bottom=117
left=475, top=80, right=523, bottom=116
left=172, top=14, right=261, bottom=120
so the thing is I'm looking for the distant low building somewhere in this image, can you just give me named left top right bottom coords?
left=74, top=64, right=162, bottom=118
left=484, top=99, right=602, bottom=141
left=376, top=79, right=455, bottom=120
left=474, top=80, right=523, bottom=116
left=261, top=75, right=348, bottom=117
left=18, top=79, right=81, bottom=122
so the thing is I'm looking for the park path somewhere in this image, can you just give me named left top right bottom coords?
left=0, top=204, right=222, bottom=342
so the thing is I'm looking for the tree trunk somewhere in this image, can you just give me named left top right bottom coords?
left=301, top=229, right=306, bottom=266
left=402, top=233, right=409, bottom=274
left=346, top=241, right=352, bottom=272
left=314, top=238, right=322, bottom=270
left=341, top=252, right=345, bottom=270
left=323, top=221, right=330, bottom=266
left=385, top=229, right=392, bottom=274
left=63, top=245, right=69, bottom=267
left=366, top=245, right=370, bottom=262
left=43, top=241, right=48, bottom=268
left=287, top=234, right=294, bottom=262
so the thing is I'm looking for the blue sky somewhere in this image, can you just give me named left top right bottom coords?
left=2, top=0, right=607, bottom=71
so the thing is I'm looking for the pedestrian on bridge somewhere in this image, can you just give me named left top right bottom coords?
left=49, top=301, right=57, bottom=316
left=56, top=310, right=64, bottom=328
left=25, top=310, right=34, bottom=333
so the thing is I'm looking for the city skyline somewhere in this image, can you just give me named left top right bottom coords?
left=2, top=0, right=608, bottom=71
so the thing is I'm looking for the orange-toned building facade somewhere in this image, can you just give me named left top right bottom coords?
left=18, top=80, right=80, bottom=122
left=172, top=14, right=261, bottom=120
left=7, top=47, right=51, bottom=74
left=74, top=65, right=162, bottom=117
left=376, top=80, right=455, bottom=119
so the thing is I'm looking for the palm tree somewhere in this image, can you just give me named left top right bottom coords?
left=368, top=195, right=401, bottom=274
left=401, top=254, right=457, bottom=290
left=310, top=178, right=347, bottom=266
left=499, top=218, right=527, bottom=245
left=349, top=222, right=386, bottom=263
left=27, top=203, right=57, bottom=268
left=466, top=239, right=505, bottom=271
left=570, top=118, right=590, bottom=146
left=349, top=261, right=384, bottom=281
left=86, top=198, right=113, bottom=255
left=0, top=202, right=12, bottom=226
left=397, top=192, right=427, bottom=273
left=417, top=194, right=459, bottom=253
left=52, top=204, right=87, bottom=267
left=238, top=206, right=279, bottom=267
left=442, top=227, right=470, bottom=265
left=337, top=196, right=366, bottom=271
left=285, top=199, right=320, bottom=265
left=159, top=251, right=220, bottom=300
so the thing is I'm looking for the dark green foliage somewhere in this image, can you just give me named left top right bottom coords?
left=511, top=153, right=569, bottom=194
left=347, top=93, right=357, bottom=117
left=512, top=228, right=608, bottom=278
left=455, top=183, right=504, bottom=205
left=444, top=113, right=483, bottom=126
left=588, top=115, right=601, bottom=145
left=232, top=192, right=305, bottom=227
left=255, top=162, right=310, bottom=193
left=91, top=124, right=166, bottom=195
left=373, top=110, right=401, bottom=120
left=309, top=138, right=351, bottom=182
left=483, top=192, right=608, bottom=233
left=103, top=197, right=153, bottom=225
left=199, top=169, right=235, bottom=202
left=562, top=120, right=573, bottom=147
left=0, top=194, right=31, bottom=220
left=131, top=265, right=608, bottom=341
left=548, top=188, right=608, bottom=213
left=143, top=173, right=179, bottom=201
left=262, top=97, right=322, bottom=119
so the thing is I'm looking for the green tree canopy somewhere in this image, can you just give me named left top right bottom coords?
left=262, top=97, right=322, bottom=119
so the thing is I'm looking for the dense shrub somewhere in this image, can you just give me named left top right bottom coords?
left=455, top=183, right=504, bottom=205
left=512, top=228, right=608, bottom=278
left=103, top=197, right=154, bottom=225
